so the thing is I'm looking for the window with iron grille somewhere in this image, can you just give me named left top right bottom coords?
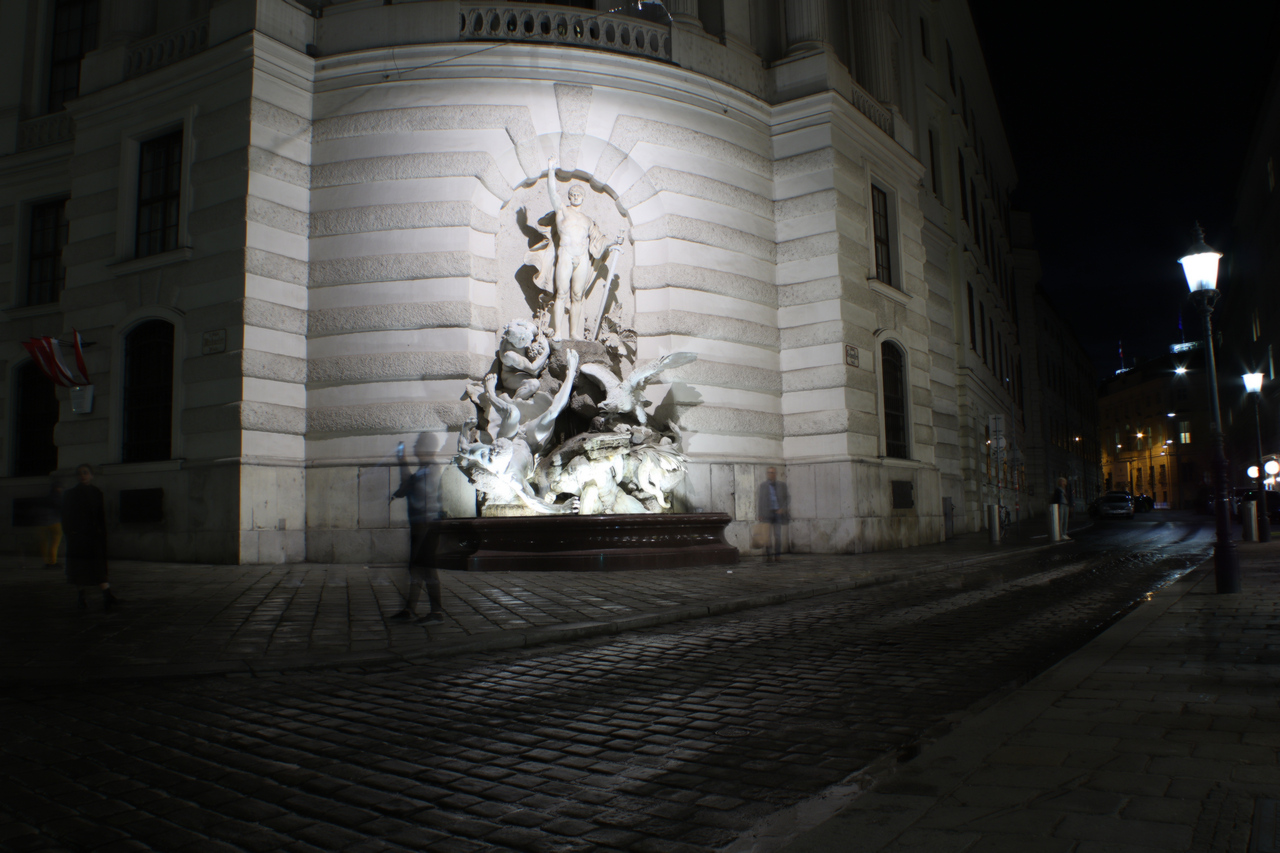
left=122, top=320, right=174, bottom=463
left=871, top=185, right=893, bottom=285
left=928, top=130, right=939, bottom=195
left=970, top=179, right=978, bottom=235
left=979, top=302, right=987, bottom=364
left=135, top=130, right=184, bottom=258
left=967, top=283, right=977, bottom=351
left=26, top=199, right=68, bottom=306
left=48, top=0, right=99, bottom=112
left=882, top=342, right=909, bottom=459
left=13, top=360, right=60, bottom=477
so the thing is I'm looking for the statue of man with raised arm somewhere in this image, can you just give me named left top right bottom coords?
left=546, top=157, right=609, bottom=340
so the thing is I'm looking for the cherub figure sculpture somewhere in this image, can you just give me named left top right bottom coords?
left=497, top=319, right=548, bottom=401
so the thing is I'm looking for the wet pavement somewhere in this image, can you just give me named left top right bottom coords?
left=4, top=515, right=1263, bottom=852
left=0, top=517, right=1082, bottom=684
left=773, top=535, right=1280, bottom=853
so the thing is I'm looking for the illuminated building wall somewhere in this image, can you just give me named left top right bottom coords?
left=0, top=0, right=1056, bottom=560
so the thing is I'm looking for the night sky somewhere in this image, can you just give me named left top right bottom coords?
left=968, top=3, right=1280, bottom=381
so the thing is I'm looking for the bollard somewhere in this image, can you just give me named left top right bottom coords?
left=1048, top=504, right=1061, bottom=542
left=988, top=505, right=1000, bottom=543
left=1243, top=501, right=1258, bottom=542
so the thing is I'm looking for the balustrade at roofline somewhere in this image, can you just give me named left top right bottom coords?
left=848, top=79, right=893, bottom=136
left=17, top=112, right=74, bottom=152
left=125, top=17, right=211, bottom=79
left=88, top=4, right=895, bottom=145
left=460, top=3, right=671, bottom=61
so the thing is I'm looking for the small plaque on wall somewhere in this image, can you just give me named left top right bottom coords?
left=844, top=344, right=860, bottom=368
left=202, top=329, right=226, bottom=355
left=69, top=385, right=93, bottom=414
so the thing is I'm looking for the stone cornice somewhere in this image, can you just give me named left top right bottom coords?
left=311, top=42, right=770, bottom=130
left=771, top=91, right=923, bottom=182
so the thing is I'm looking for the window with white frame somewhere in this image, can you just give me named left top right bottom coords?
left=26, top=198, right=68, bottom=306
left=48, top=0, right=100, bottom=113
left=122, top=320, right=175, bottom=462
left=881, top=341, right=910, bottom=459
left=870, top=183, right=896, bottom=288
left=12, top=361, right=60, bottom=476
left=135, top=130, right=184, bottom=258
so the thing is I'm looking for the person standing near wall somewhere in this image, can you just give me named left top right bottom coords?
left=757, top=467, right=790, bottom=562
left=61, top=465, right=119, bottom=612
left=389, top=442, right=446, bottom=623
left=1050, top=477, right=1071, bottom=541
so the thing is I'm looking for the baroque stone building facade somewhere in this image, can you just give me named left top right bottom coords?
left=1, top=0, right=1065, bottom=562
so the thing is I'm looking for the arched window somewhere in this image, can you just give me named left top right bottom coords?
left=13, top=361, right=59, bottom=476
left=881, top=341, right=909, bottom=459
left=122, top=320, right=174, bottom=463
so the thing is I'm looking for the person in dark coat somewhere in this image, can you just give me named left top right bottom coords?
left=61, top=464, right=119, bottom=612
left=756, top=466, right=790, bottom=562
left=388, top=442, right=445, bottom=623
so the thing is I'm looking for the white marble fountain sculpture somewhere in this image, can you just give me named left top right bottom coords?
left=453, top=163, right=697, bottom=517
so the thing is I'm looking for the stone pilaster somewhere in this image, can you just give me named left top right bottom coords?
left=784, top=0, right=829, bottom=53
left=102, top=0, right=156, bottom=44
left=667, top=0, right=701, bottom=27
left=852, top=0, right=900, bottom=106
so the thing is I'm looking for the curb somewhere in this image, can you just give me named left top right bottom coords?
left=0, top=537, right=1070, bottom=686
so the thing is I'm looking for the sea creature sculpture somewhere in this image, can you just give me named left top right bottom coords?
left=578, top=352, right=698, bottom=426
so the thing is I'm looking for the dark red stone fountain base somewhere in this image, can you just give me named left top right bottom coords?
left=434, top=512, right=739, bottom=572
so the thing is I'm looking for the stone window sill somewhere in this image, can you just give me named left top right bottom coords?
left=2, top=301, right=62, bottom=320
left=108, top=247, right=193, bottom=277
left=100, top=459, right=185, bottom=475
left=870, top=279, right=911, bottom=306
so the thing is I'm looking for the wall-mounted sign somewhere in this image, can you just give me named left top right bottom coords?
left=69, top=384, right=94, bottom=414
left=202, top=329, right=226, bottom=355
left=844, top=344, right=860, bottom=368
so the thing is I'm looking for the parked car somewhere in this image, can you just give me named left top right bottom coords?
left=1091, top=491, right=1134, bottom=519
left=1133, top=493, right=1154, bottom=512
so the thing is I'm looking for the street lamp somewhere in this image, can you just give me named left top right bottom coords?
left=1179, top=225, right=1240, bottom=592
left=1244, top=372, right=1271, bottom=542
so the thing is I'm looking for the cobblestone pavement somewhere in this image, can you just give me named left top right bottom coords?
left=0, top=518, right=1085, bottom=683
left=0, top=520, right=1214, bottom=852
left=775, top=537, right=1280, bottom=853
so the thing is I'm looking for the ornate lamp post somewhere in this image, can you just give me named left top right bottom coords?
left=1179, top=226, right=1240, bottom=592
left=1244, top=372, right=1271, bottom=542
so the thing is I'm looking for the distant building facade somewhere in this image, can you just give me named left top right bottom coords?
left=1098, top=345, right=1212, bottom=510
left=1, top=0, right=1075, bottom=562
left=1020, top=266, right=1101, bottom=512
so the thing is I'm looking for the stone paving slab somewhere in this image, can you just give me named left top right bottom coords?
left=767, top=539, right=1280, bottom=853
left=0, top=521, right=1078, bottom=684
